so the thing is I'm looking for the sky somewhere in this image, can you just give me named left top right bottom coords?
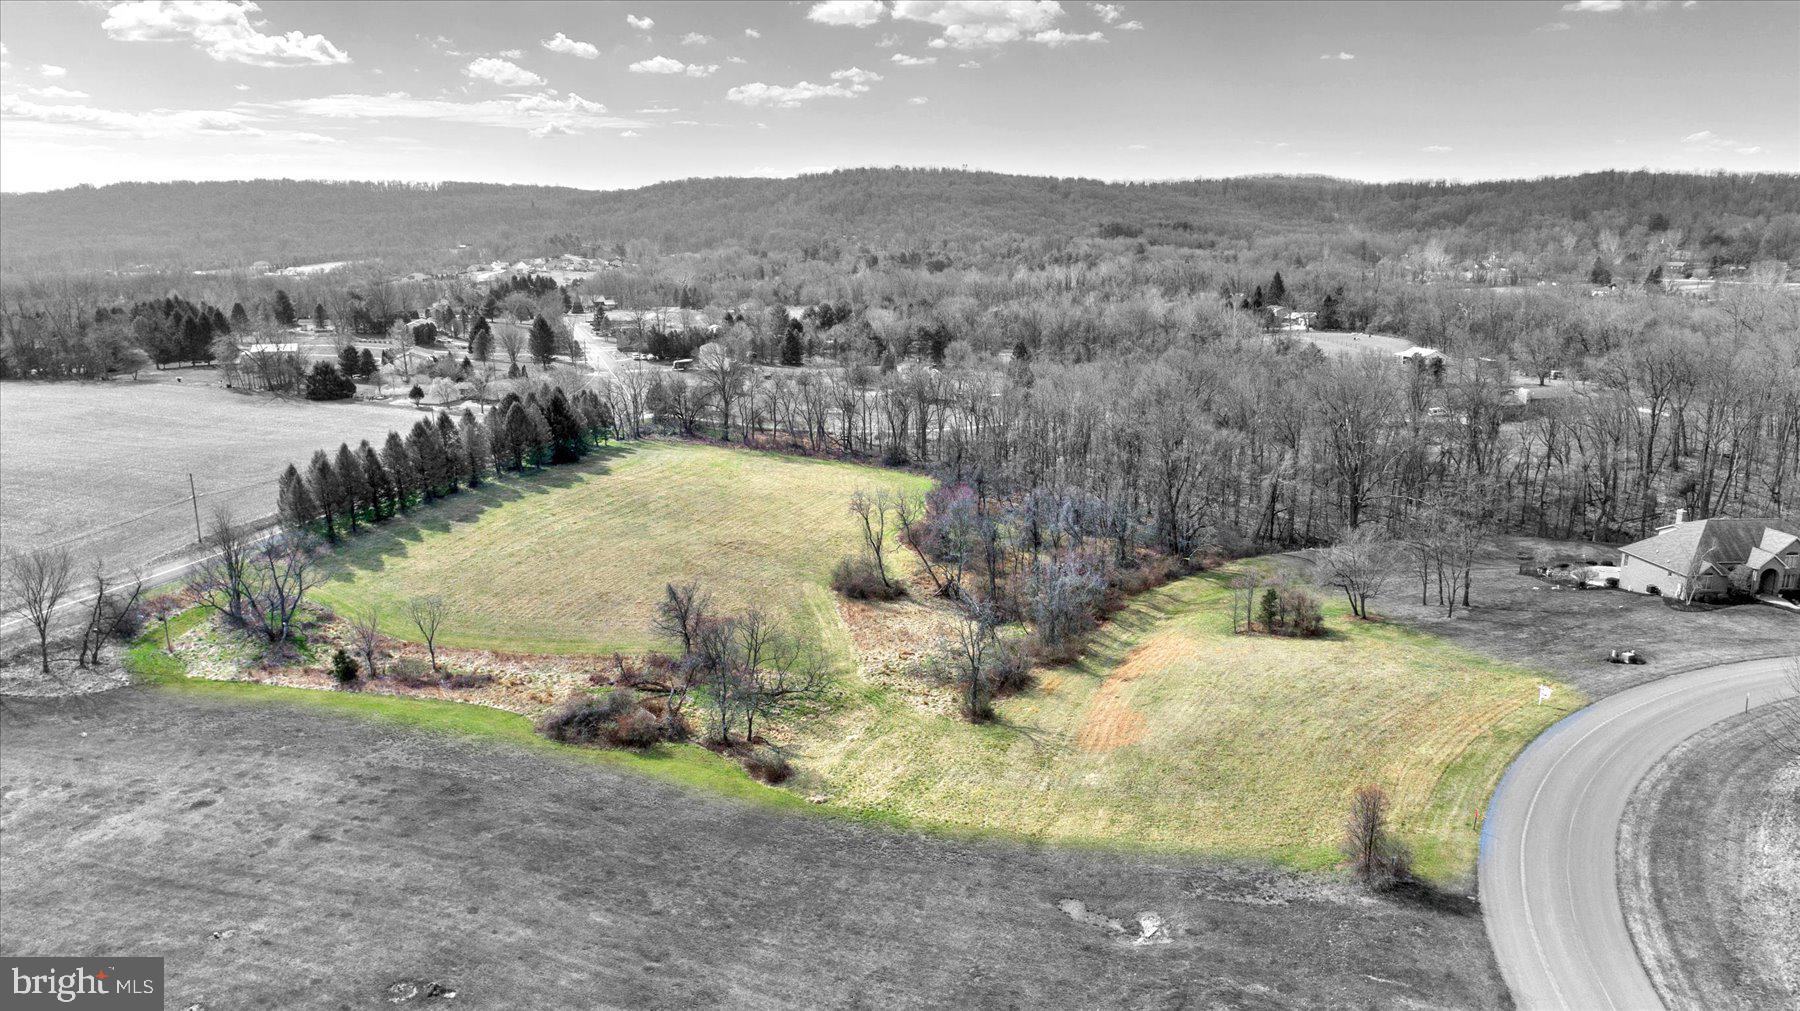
left=0, top=0, right=1795, bottom=193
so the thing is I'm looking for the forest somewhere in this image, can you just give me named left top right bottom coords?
left=3, top=168, right=1798, bottom=275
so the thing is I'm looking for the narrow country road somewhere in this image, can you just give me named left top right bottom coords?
left=1480, top=654, right=1798, bottom=1010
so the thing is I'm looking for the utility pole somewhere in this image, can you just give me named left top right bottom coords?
left=190, top=473, right=203, bottom=544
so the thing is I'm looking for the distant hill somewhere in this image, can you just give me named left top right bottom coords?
left=3, top=168, right=1796, bottom=274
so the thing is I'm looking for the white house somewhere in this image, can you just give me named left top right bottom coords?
left=1616, top=512, right=1800, bottom=600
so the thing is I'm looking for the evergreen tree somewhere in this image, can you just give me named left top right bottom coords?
left=337, top=345, right=361, bottom=377
left=381, top=431, right=417, bottom=511
left=358, top=348, right=378, bottom=378
left=435, top=412, right=463, bottom=491
left=407, top=420, right=446, bottom=501
left=273, top=289, right=297, bottom=326
left=1267, top=270, right=1287, bottom=306
left=277, top=463, right=318, bottom=530
left=780, top=327, right=804, bottom=366
left=304, top=362, right=356, bottom=400
left=1589, top=257, right=1613, bottom=286
left=1318, top=292, right=1343, bottom=331
left=229, top=302, right=250, bottom=329
left=521, top=398, right=552, bottom=465
left=469, top=317, right=492, bottom=361
left=1644, top=263, right=1664, bottom=288
left=307, top=449, right=342, bottom=541
left=334, top=442, right=368, bottom=532
left=459, top=410, right=491, bottom=487
left=359, top=440, right=392, bottom=520
left=529, top=314, right=556, bottom=365
left=314, top=303, right=328, bottom=330
left=503, top=402, right=534, bottom=470
left=1250, top=285, right=1265, bottom=310
left=546, top=388, right=584, bottom=464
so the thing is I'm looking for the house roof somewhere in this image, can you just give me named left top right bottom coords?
left=1748, top=528, right=1800, bottom=570
left=1620, top=517, right=1800, bottom=575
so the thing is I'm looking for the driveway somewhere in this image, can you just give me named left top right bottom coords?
left=1479, top=655, right=1798, bottom=1009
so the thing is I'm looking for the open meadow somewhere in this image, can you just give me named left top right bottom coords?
left=311, top=441, right=932, bottom=654
left=303, top=441, right=1575, bottom=883
left=0, top=377, right=407, bottom=574
left=799, top=571, right=1577, bottom=883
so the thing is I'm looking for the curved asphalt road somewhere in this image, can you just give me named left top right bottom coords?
left=1480, top=655, right=1798, bottom=1010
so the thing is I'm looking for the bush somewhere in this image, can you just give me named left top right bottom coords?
left=444, top=672, right=493, bottom=690
left=830, top=555, right=905, bottom=601
left=329, top=647, right=360, bottom=685
left=536, top=688, right=669, bottom=749
left=744, top=747, right=793, bottom=784
left=986, top=637, right=1035, bottom=695
left=387, top=655, right=436, bottom=687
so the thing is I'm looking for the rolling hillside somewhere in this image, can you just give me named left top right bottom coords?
left=3, top=168, right=1796, bottom=273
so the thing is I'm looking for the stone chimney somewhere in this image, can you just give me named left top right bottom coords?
left=1674, top=507, right=1689, bottom=524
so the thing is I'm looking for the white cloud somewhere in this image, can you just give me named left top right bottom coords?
left=0, top=93, right=334, bottom=142
left=41, top=64, right=68, bottom=78
left=877, top=33, right=902, bottom=47
left=908, top=95, right=929, bottom=104
left=1090, top=3, right=1123, bottom=22
left=895, top=0, right=1063, bottom=49
left=1681, top=130, right=1762, bottom=155
left=807, top=0, right=886, bottom=27
left=726, top=66, right=881, bottom=107
left=32, top=86, right=91, bottom=99
left=465, top=57, right=543, bottom=87
left=959, top=59, right=982, bottom=68
left=745, top=28, right=762, bottom=38
left=1117, top=19, right=1142, bottom=29
left=100, top=1, right=350, bottom=68
left=233, top=83, right=251, bottom=90
left=680, top=32, right=714, bottom=45
left=496, top=48, right=523, bottom=59
left=728, top=55, right=748, bottom=64
left=621, top=129, right=641, bottom=137
left=541, top=32, right=598, bottom=59
left=890, top=53, right=937, bottom=65
left=1320, top=51, right=1355, bottom=60
left=629, top=55, right=720, bottom=77
left=265, top=90, right=637, bottom=137
left=626, top=14, right=654, bottom=30
left=1536, top=21, right=1573, bottom=31
left=1032, top=29, right=1105, bottom=46
left=1421, top=144, right=1452, bottom=153
left=1126, top=142, right=1148, bottom=150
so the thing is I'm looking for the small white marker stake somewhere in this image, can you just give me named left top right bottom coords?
left=1538, top=684, right=1553, bottom=704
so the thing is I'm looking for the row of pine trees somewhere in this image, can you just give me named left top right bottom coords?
left=276, top=385, right=614, bottom=540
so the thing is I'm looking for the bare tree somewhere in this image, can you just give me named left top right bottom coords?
left=349, top=603, right=384, bottom=679
left=1318, top=526, right=1397, bottom=619
left=5, top=546, right=75, bottom=673
left=942, top=600, right=1000, bottom=722
left=693, top=338, right=748, bottom=441
left=849, top=489, right=897, bottom=593
left=241, top=533, right=317, bottom=644
left=730, top=609, right=825, bottom=745
left=193, top=508, right=253, bottom=624
left=79, top=560, right=144, bottom=667
left=1342, top=784, right=1412, bottom=891
left=652, top=579, right=711, bottom=656
left=407, top=595, right=449, bottom=672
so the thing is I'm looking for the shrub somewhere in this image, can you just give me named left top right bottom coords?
left=830, top=555, right=905, bottom=601
left=986, top=637, right=1035, bottom=695
left=536, top=688, right=669, bottom=749
left=304, top=362, right=357, bottom=401
left=329, top=647, right=360, bottom=685
left=744, top=747, right=793, bottom=784
left=444, top=672, right=493, bottom=690
left=388, top=655, right=436, bottom=687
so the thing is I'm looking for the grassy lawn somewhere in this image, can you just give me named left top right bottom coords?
left=144, top=442, right=1576, bottom=884
left=311, top=440, right=931, bottom=656
left=792, top=569, right=1582, bottom=882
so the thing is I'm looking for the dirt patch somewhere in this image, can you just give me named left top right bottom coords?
left=1073, top=634, right=1191, bottom=752
left=836, top=593, right=965, bottom=716
left=0, top=648, right=131, bottom=698
left=1619, top=708, right=1800, bottom=1007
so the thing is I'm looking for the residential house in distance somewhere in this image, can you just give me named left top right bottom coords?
left=1615, top=511, right=1800, bottom=599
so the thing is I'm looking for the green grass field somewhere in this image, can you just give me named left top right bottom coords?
left=794, top=570, right=1581, bottom=882
left=214, top=440, right=1574, bottom=882
left=312, top=441, right=931, bottom=655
